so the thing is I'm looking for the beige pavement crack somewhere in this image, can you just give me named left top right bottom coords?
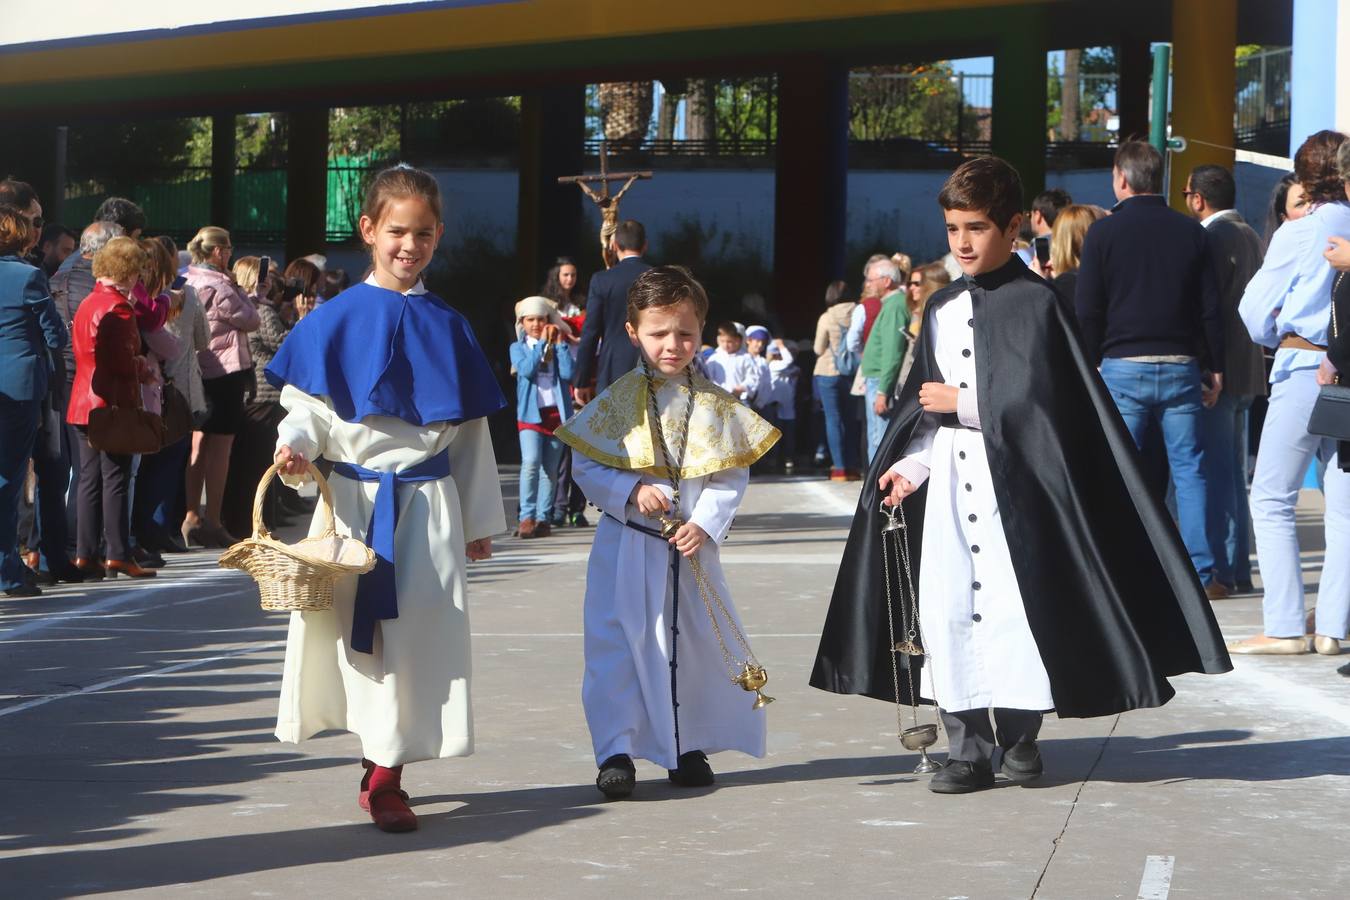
left=1028, top=714, right=1121, bottom=899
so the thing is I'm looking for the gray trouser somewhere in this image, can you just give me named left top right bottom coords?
left=939, top=708, right=1043, bottom=767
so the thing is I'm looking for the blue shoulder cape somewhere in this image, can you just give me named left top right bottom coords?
left=265, top=281, right=506, bottom=426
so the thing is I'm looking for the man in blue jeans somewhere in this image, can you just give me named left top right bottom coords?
left=1184, top=165, right=1266, bottom=598
left=1075, top=141, right=1225, bottom=587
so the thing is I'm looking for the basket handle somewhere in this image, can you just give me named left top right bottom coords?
left=254, top=461, right=337, bottom=540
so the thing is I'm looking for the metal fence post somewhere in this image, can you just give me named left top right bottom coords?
left=1149, top=44, right=1171, bottom=155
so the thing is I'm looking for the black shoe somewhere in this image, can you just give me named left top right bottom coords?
left=569, top=512, right=591, bottom=528
left=928, top=760, right=995, bottom=794
left=667, top=750, right=715, bottom=788
left=53, top=564, right=90, bottom=584
left=596, top=754, right=636, bottom=799
left=4, top=583, right=43, bottom=598
left=1000, top=741, right=1044, bottom=783
left=133, top=547, right=166, bottom=569
left=1338, top=661, right=1350, bottom=677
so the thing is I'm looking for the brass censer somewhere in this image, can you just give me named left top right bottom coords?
left=733, top=661, right=775, bottom=710
left=880, top=501, right=941, bottom=775
left=683, top=529, right=775, bottom=711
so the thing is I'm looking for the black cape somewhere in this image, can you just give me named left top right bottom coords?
left=810, top=256, right=1232, bottom=718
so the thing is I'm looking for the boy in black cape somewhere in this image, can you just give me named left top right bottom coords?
left=810, top=157, right=1231, bottom=794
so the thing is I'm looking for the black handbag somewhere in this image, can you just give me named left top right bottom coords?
left=1308, top=274, right=1350, bottom=440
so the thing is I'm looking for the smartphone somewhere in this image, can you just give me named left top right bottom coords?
left=258, top=255, right=271, bottom=286
left=1033, top=235, right=1051, bottom=266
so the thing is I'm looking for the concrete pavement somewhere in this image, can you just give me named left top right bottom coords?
left=1, top=475, right=1347, bottom=899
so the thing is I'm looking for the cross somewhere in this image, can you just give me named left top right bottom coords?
left=558, top=140, right=653, bottom=269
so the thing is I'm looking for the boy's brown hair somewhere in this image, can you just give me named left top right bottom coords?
left=715, top=321, right=741, bottom=339
left=937, top=156, right=1025, bottom=230
left=626, top=265, right=710, bottom=325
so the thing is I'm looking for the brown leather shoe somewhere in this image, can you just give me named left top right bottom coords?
left=518, top=517, right=537, bottom=539
left=535, top=522, right=552, bottom=538
left=1205, top=582, right=1232, bottom=601
left=104, top=559, right=157, bottom=579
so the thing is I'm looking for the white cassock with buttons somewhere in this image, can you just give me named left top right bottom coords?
left=890, top=288, right=1055, bottom=713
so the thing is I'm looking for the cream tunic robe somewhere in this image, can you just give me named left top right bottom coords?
left=893, top=289, right=1054, bottom=713
left=272, top=384, right=506, bottom=767
left=572, top=453, right=767, bottom=770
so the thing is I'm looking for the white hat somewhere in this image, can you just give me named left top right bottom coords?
left=515, top=295, right=574, bottom=339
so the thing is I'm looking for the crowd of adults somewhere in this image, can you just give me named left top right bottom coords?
left=0, top=187, right=345, bottom=597
left=5, top=129, right=1350, bottom=660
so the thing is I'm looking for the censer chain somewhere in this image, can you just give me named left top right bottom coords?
left=644, top=360, right=768, bottom=692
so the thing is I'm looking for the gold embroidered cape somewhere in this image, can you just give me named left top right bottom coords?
left=557, top=367, right=781, bottom=478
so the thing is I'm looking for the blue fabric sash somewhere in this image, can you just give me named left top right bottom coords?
left=332, top=448, right=451, bottom=654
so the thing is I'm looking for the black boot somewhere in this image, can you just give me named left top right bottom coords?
left=1000, top=741, right=1044, bottom=783
left=928, top=760, right=995, bottom=794
left=596, top=754, right=636, bottom=799
left=667, top=750, right=715, bottom=787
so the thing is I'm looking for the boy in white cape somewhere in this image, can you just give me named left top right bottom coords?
left=557, top=265, right=780, bottom=798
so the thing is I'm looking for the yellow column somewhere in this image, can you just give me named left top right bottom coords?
left=1168, top=0, right=1237, bottom=209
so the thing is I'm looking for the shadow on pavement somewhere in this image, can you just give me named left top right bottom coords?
left=0, top=783, right=603, bottom=898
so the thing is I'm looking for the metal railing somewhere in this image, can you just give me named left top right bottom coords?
left=1234, top=46, right=1291, bottom=154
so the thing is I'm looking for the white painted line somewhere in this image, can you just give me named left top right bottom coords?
left=795, top=478, right=862, bottom=519
left=1137, top=855, right=1174, bottom=900
left=1223, top=662, right=1350, bottom=729
left=0, top=641, right=283, bottom=719
left=0, top=583, right=252, bottom=643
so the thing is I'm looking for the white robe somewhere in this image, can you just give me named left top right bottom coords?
left=572, top=453, right=767, bottom=770
left=272, top=384, right=506, bottom=767
left=893, top=290, right=1054, bottom=713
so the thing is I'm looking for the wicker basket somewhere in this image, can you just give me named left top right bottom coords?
left=219, top=462, right=376, bottom=612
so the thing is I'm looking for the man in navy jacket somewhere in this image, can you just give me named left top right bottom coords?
left=572, top=220, right=651, bottom=403
left=1075, top=140, right=1224, bottom=589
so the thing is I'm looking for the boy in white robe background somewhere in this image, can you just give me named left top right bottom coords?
left=704, top=321, right=761, bottom=404
left=557, top=266, right=779, bottom=799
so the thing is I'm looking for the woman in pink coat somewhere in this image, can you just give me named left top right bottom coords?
left=181, top=226, right=259, bottom=548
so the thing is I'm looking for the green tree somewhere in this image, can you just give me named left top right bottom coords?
left=849, top=63, right=964, bottom=142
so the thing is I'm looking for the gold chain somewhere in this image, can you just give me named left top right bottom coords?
left=689, top=556, right=759, bottom=677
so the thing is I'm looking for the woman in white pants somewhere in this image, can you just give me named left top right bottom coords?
left=1235, top=130, right=1350, bottom=655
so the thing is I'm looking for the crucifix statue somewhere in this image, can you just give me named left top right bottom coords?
left=558, top=140, right=653, bottom=269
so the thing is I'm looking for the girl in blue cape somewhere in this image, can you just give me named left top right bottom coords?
left=268, top=165, right=507, bottom=833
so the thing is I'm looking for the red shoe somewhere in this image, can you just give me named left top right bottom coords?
left=358, top=758, right=374, bottom=811
left=104, top=559, right=157, bottom=579
left=366, top=764, right=417, bottom=832
left=829, top=468, right=847, bottom=482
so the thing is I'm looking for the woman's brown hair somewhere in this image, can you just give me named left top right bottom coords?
left=282, top=258, right=322, bottom=300
left=908, top=261, right=952, bottom=322
left=0, top=203, right=34, bottom=256
left=1294, top=130, right=1348, bottom=205
left=140, top=237, right=177, bottom=297
left=92, top=236, right=148, bottom=285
